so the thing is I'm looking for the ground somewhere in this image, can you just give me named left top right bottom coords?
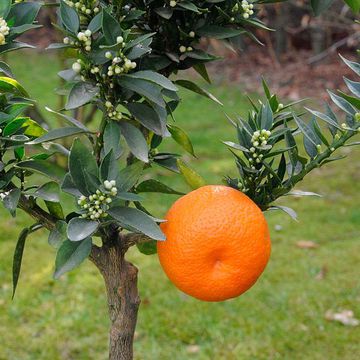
left=0, top=52, right=359, bottom=360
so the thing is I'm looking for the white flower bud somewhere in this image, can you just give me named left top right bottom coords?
left=72, top=62, right=82, bottom=73
left=105, top=51, right=113, bottom=59
left=116, top=36, right=124, bottom=44
left=179, top=45, right=187, bottom=53
left=170, top=0, right=177, bottom=7
left=104, top=180, right=112, bottom=190
left=189, top=31, right=195, bottom=38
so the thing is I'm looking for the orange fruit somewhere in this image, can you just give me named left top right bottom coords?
left=157, top=185, right=271, bottom=302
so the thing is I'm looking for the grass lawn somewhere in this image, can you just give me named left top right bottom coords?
left=0, top=51, right=359, bottom=360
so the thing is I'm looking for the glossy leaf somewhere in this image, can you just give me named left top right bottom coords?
left=177, top=159, right=206, bottom=189
left=12, top=228, right=29, bottom=299
left=136, top=179, right=184, bottom=195
left=67, top=218, right=98, bottom=242
left=54, top=238, right=92, bottom=279
left=168, top=124, right=195, bottom=157
left=69, top=139, right=98, bottom=195
left=108, top=206, right=165, bottom=240
left=118, top=122, right=149, bottom=163
left=34, top=182, right=60, bottom=202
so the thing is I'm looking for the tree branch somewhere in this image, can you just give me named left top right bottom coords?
left=17, top=195, right=57, bottom=231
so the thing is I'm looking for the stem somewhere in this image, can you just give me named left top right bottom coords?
left=262, top=128, right=357, bottom=209
left=90, top=237, right=141, bottom=360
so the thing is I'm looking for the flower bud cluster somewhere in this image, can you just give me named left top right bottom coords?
left=65, top=0, right=100, bottom=17
left=0, top=18, right=10, bottom=46
left=64, top=29, right=92, bottom=51
left=249, top=129, right=272, bottom=168
left=77, top=180, right=118, bottom=220
left=104, top=37, right=136, bottom=77
left=233, top=0, right=254, bottom=19
left=105, top=100, right=122, bottom=120
left=0, top=191, right=9, bottom=201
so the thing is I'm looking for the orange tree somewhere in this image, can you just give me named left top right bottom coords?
left=0, top=0, right=359, bottom=359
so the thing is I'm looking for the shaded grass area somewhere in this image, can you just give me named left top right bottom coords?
left=0, top=51, right=359, bottom=360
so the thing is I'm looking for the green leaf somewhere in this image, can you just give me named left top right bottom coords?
left=48, top=221, right=67, bottom=249
left=136, top=179, right=184, bottom=195
left=175, top=80, right=223, bottom=106
left=127, top=102, right=168, bottom=136
left=305, top=107, right=342, bottom=130
left=118, top=76, right=165, bottom=107
left=125, top=71, right=177, bottom=91
left=118, top=122, right=149, bottom=163
left=223, top=141, right=250, bottom=152
left=28, top=127, right=88, bottom=144
left=0, top=61, right=13, bottom=77
left=45, top=201, right=64, bottom=220
left=344, top=77, right=360, bottom=98
left=54, top=238, right=92, bottom=279
left=88, top=11, right=102, bottom=33
left=193, top=63, right=211, bottom=84
left=7, top=2, right=41, bottom=26
left=286, top=190, right=322, bottom=197
left=337, top=91, right=360, bottom=110
left=108, top=206, right=165, bottom=240
left=177, top=1, right=200, bottom=12
left=65, top=82, right=99, bottom=110
left=69, top=139, right=99, bottom=195
left=117, top=162, right=143, bottom=192
left=136, top=240, right=157, bottom=255
left=12, top=228, right=29, bottom=299
left=102, top=10, right=122, bottom=44
left=60, top=1, right=80, bottom=33
left=45, top=107, right=90, bottom=131
left=0, top=41, right=35, bottom=55
left=67, top=218, right=98, bottom=242
left=310, top=0, right=334, bottom=15
left=0, top=0, right=11, bottom=19
left=0, top=77, right=28, bottom=97
left=103, top=120, right=122, bottom=159
left=100, top=150, right=118, bottom=182
left=197, top=25, right=245, bottom=39
left=61, top=173, right=82, bottom=197
left=168, top=124, right=195, bottom=156
left=268, top=205, right=298, bottom=221
left=3, top=188, right=21, bottom=217
left=340, top=55, right=360, bottom=76
left=328, top=91, right=356, bottom=116
left=177, top=159, right=206, bottom=189
left=260, top=102, right=273, bottom=130
left=17, top=159, right=66, bottom=182
left=293, top=115, right=320, bottom=146
left=34, top=181, right=60, bottom=202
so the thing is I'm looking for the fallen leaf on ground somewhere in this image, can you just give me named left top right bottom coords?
left=186, top=345, right=200, bottom=354
left=325, top=310, right=360, bottom=327
left=296, top=241, right=319, bottom=249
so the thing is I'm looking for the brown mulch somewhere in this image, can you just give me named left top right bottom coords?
left=207, top=44, right=357, bottom=101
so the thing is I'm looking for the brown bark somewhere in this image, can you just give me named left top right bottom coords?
left=90, top=239, right=141, bottom=360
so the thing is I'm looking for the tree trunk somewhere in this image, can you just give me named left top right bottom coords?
left=90, top=241, right=141, bottom=360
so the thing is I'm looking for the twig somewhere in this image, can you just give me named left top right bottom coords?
left=307, top=32, right=360, bottom=65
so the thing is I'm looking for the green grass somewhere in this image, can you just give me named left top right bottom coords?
left=0, top=51, right=359, bottom=360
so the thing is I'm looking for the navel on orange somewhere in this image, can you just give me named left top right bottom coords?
left=157, top=185, right=271, bottom=302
